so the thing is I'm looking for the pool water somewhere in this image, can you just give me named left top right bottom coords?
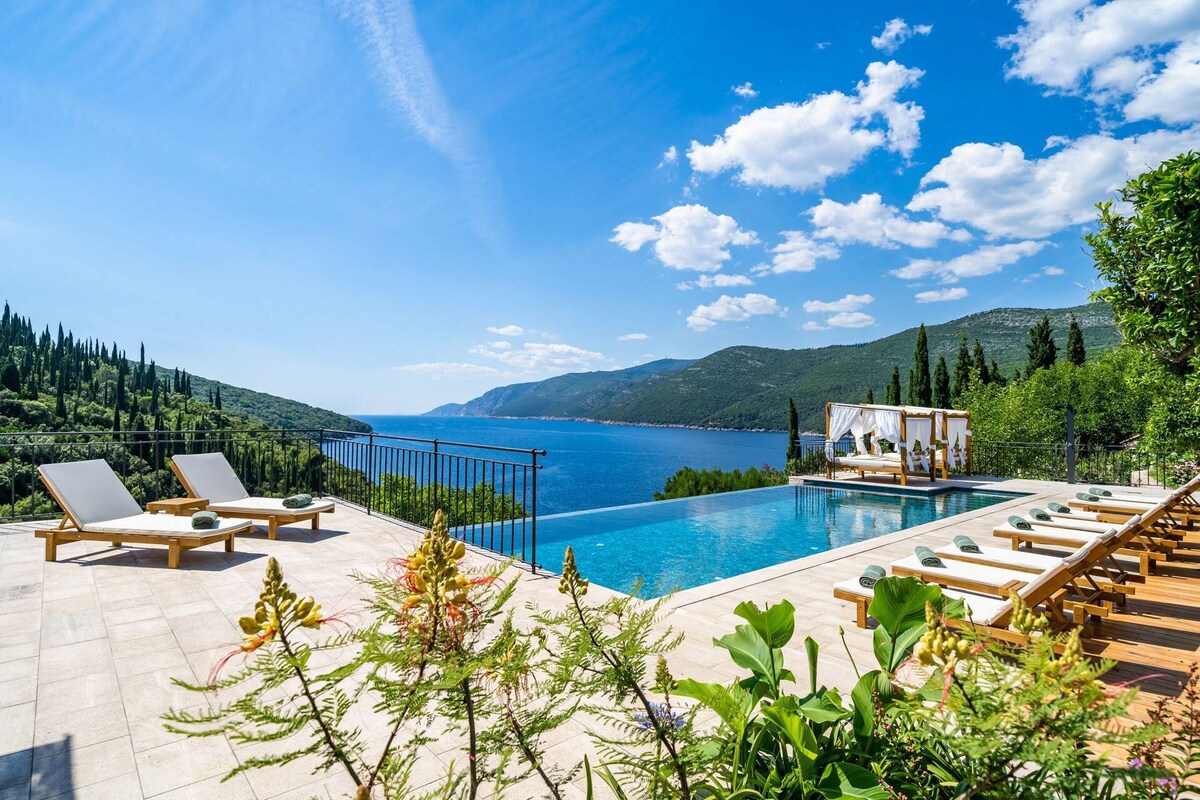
left=534, top=485, right=1021, bottom=597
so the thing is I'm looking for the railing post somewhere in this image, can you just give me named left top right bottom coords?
left=366, top=433, right=375, bottom=515
left=1065, top=405, right=1077, bottom=484
left=317, top=429, right=325, bottom=496
left=432, top=439, right=440, bottom=516
left=530, top=449, right=538, bottom=574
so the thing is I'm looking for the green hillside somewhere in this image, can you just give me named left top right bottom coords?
left=430, top=304, right=1119, bottom=432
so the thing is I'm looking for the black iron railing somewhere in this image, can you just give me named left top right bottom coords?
left=0, top=428, right=546, bottom=570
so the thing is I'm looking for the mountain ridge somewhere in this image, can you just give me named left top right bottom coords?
left=425, top=304, right=1119, bottom=432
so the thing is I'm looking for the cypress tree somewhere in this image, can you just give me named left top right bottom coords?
left=214, top=384, right=222, bottom=411
left=1066, top=315, right=1086, bottom=365
left=912, top=324, right=932, bottom=406
left=906, top=368, right=917, bottom=405
left=865, top=387, right=875, bottom=404
left=1026, top=315, right=1058, bottom=374
left=112, top=404, right=121, bottom=433
left=972, top=340, right=990, bottom=385
left=933, top=355, right=950, bottom=409
left=54, top=375, right=67, bottom=420
left=991, top=359, right=1005, bottom=387
left=886, top=366, right=901, bottom=405
left=0, top=361, right=18, bottom=392
left=952, top=335, right=972, bottom=400
left=786, top=398, right=798, bottom=462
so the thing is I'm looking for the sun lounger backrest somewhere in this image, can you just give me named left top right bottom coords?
left=1015, top=559, right=1074, bottom=610
left=171, top=453, right=250, bottom=503
left=38, top=459, right=143, bottom=527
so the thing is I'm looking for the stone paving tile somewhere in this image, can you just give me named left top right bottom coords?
left=29, top=736, right=135, bottom=800
left=0, top=479, right=1153, bottom=799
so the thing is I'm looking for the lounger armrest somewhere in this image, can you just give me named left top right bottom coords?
left=892, top=565, right=1025, bottom=597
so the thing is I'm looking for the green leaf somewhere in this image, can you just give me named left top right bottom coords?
left=805, top=635, right=819, bottom=693
left=674, top=679, right=752, bottom=734
left=816, top=763, right=890, bottom=799
left=868, top=577, right=942, bottom=672
left=796, top=690, right=851, bottom=725
left=714, top=625, right=783, bottom=690
left=850, top=670, right=897, bottom=742
left=733, top=599, right=796, bottom=649
left=760, top=703, right=819, bottom=780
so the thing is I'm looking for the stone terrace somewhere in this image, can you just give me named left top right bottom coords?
left=2, top=477, right=1198, bottom=799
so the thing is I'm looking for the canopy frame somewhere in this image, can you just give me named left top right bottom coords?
left=823, top=402, right=972, bottom=485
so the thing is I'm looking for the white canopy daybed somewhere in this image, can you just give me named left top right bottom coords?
left=823, top=402, right=972, bottom=485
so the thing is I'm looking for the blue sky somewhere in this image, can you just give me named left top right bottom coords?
left=3, top=1, right=1199, bottom=414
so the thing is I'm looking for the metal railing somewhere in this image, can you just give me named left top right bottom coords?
left=788, top=435, right=1177, bottom=487
left=0, top=428, right=546, bottom=570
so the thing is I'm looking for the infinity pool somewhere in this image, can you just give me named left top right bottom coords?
left=534, top=485, right=1021, bottom=597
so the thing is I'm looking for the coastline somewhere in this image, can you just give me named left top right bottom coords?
left=397, top=412, right=821, bottom=437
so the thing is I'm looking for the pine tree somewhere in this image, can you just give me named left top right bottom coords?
left=786, top=398, right=798, bottom=462
left=1066, top=315, right=1086, bottom=365
left=933, top=355, right=950, bottom=409
left=952, top=335, right=972, bottom=400
left=912, top=324, right=932, bottom=406
left=886, top=366, right=901, bottom=405
left=1026, top=315, right=1058, bottom=374
left=972, top=340, right=990, bottom=385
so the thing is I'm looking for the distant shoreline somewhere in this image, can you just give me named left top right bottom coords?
left=397, top=412, right=822, bottom=437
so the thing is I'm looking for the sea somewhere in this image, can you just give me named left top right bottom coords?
left=354, top=415, right=809, bottom=515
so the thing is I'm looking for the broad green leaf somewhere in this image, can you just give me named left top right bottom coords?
left=797, top=690, right=850, bottom=725
left=733, top=599, right=796, bottom=648
left=714, top=625, right=780, bottom=688
left=674, top=679, right=752, bottom=734
left=867, top=576, right=941, bottom=637
left=760, top=703, right=819, bottom=780
left=850, top=670, right=897, bottom=741
left=816, top=762, right=890, bottom=799
left=804, top=635, right=819, bottom=693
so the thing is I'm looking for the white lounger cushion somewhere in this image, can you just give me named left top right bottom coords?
left=833, top=579, right=1011, bottom=626
left=1019, top=515, right=1115, bottom=533
left=892, top=555, right=1041, bottom=590
left=207, top=496, right=335, bottom=515
left=1046, top=509, right=1104, bottom=523
left=934, top=544, right=1066, bottom=571
left=171, top=453, right=250, bottom=503
left=994, top=523, right=1106, bottom=546
left=85, top=514, right=252, bottom=536
left=831, top=455, right=896, bottom=468
left=1071, top=497, right=1154, bottom=513
left=39, top=460, right=143, bottom=526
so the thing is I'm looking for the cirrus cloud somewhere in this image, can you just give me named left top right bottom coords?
left=394, top=362, right=500, bottom=378
left=470, top=341, right=607, bottom=371
left=687, top=60, right=925, bottom=191
left=686, top=293, right=785, bottom=332
left=676, top=273, right=755, bottom=291
left=617, top=332, right=650, bottom=341
left=611, top=204, right=758, bottom=272
left=486, top=324, right=525, bottom=337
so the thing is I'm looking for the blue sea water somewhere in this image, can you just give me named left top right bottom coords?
left=354, top=415, right=800, bottom=515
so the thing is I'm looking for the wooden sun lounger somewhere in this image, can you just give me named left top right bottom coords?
left=36, top=460, right=253, bottom=568
left=170, top=453, right=335, bottom=540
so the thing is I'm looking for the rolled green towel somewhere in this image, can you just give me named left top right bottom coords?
left=191, top=510, right=219, bottom=530
left=953, top=535, right=981, bottom=554
left=859, top=565, right=886, bottom=589
left=1048, top=501, right=1070, bottom=513
left=1029, top=508, right=1052, bottom=522
left=282, top=493, right=313, bottom=509
left=915, top=545, right=944, bottom=568
left=1008, top=515, right=1032, bottom=531
left=1076, top=492, right=1100, bottom=502
left=1089, top=487, right=1113, bottom=497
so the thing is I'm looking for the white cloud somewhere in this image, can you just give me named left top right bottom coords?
left=611, top=204, right=758, bottom=272
left=871, top=18, right=933, bottom=53
left=470, top=341, right=607, bottom=371
left=908, top=127, right=1200, bottom=239
left=809, top=193, right=969, bottom=248
left=802, top=321, right=829, bottom=331
left=1043, top=265, right=1065, bottom=275
left=658, top=145, right=678, bottom=168
left=827, top=311, right=875, bottom=328
left=754, top=231, right=840, bottom=275
left=486, top=324, right=526, bottom=337
left=732, top=81, right=759, bottom=99
left=1044, top=134, right=1072, bottom=150
left=687, top=61, right=924, bottom=191
left=687, top=293, right=784, bottom=331
left=617, top=332, right=650, bottom=341
left=915, top=287, right=969, bottom=303
left=394, top=362, right=499, bottom=377
left=893, top=241, right=1050, bottom=283
left=1020, top=265, right=1068, bottom=283
left=802, top=293, right=874, bottom=313
left=676, top=274, right=755, bottom=291
left=1000, top=0, right=1200, bottom=124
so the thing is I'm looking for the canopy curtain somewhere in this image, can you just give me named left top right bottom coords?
left=826, top=404, right=861, bottom=459
left=947, top=416, right=970, bottom=468
left=874, top=409, right=902, bottom=454
left=906, top=416, right=933, bottom=472
left=849, top=408, right=875, bottom=455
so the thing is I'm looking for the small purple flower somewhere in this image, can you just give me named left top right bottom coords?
left=1129, top=758, right=1144, bottom=769
left=633, top=701, right=685, bottom=732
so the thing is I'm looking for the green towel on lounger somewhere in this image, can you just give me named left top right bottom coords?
left=859, top=565, right=885, bottom=589
left=1088, top=487, right=1113, bottom=497
left=282, top=493, right=313, bottom=509
left=1008, top=515, right=1032, bottom=531
left=953, top=535, right=981, bottom=553
left=191, top=510, right=219, bottom=530
left=1076, top=492, right=1100, bottom=502
left=1049, top=501, right=1070, bottom=513
left=915, top=545, right=944, bottom=568
left=1029, top=508, right=1051, bottom=521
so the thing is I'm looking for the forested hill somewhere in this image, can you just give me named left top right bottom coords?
left=0, top=302, right=369, bottom=434
left=427, top=304, right=1119, bottom=432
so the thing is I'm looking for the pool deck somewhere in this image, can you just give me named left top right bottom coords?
left=2, top=476, right=1198, bottom=799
